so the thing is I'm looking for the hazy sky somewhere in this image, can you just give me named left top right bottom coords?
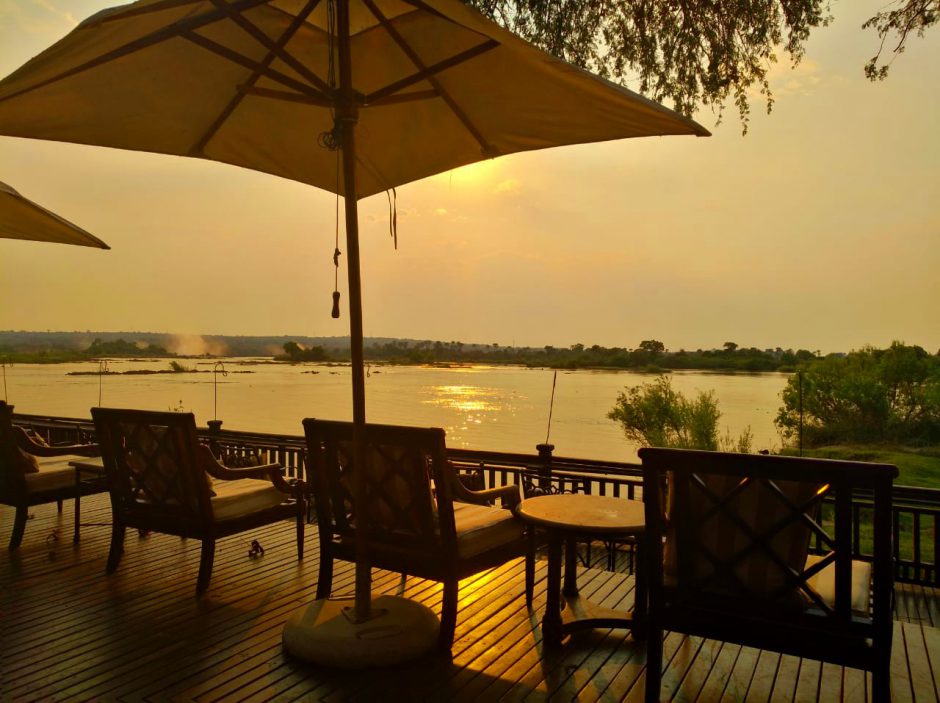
left=0, top=1, right=937, bottom=354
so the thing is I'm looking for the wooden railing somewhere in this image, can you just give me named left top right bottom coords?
left=12, top=412, right=939, bottom=586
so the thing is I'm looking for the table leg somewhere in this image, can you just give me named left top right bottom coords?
left=563, top=536, right=579, bottom=597
left=543, top=530, right=563, bottom=646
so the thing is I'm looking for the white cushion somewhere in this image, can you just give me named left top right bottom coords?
left=210, top=478, right=289, bottom=521
left=23, top=455, right=87, bottom=493
left=453, top=502, right=524, bottom=559
left=804, top=553, right=872, bottom=616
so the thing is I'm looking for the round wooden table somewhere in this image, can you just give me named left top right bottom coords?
left=516, top=493, right=647, bottom=646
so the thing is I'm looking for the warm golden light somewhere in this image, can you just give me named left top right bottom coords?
left=430, top=159, right=500, bottom=189
left=425, top=385, right=497, bottom=413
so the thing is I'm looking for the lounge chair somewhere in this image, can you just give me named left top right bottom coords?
left=302, top=419, right=530, bottom=650
left=1, top=400, right=102, bottom=550
left=639, top=448, right=896, bottom=702
left=92, top=407, right=306, bottom=595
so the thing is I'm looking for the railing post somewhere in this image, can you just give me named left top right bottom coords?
left=206, top=419, right=223, bottom=458
left=536, top=442, right=554, bottom=491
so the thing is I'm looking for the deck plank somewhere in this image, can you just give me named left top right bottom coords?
left=902, top=621, right=938, bottom=702
left=3, top=497, right=940, bottom=703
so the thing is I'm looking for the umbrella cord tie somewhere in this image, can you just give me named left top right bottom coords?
left=387, top=188, right=397, bottom=250
left=331, top=148, right=342, bottom=319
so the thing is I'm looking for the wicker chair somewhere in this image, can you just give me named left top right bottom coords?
left=639, top=448, right=897, bottom=703
left=92, top=407, right=306, bottom=595
left=302, top=419, right=530, bottom=650
left=1, top=401, right=102, bottom=550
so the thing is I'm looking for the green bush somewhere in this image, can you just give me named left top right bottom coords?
left=608, top=376, right=751, bottom=452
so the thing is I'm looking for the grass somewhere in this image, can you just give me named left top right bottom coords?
left=782, top=444, right=940, bottom=489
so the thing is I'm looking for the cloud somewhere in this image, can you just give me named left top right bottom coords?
left=493, top=179, right=521, bottom=195
left=765, top=57, right=825, bottom=97
left=30, top=0, right=79, bottom=27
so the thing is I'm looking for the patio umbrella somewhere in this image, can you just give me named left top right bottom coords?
left=0, top=179, right=109, bottom=249
left=0, top=0, right=708, bottom=666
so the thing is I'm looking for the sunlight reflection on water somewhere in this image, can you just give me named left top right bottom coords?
left=424, top=385, right=499, bottom=413
left=6, top=361, right=788, bottom=462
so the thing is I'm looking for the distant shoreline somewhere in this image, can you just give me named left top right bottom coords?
left=0, top=353, right=795, bottom=377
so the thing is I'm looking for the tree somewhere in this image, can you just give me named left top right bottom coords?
left=281, top=341, right=327, bottom=362
left=638, top=339, right=666, bottom=357
left=864, top=0, right=939, bottom=80
left=723, top=341, right=739, bottom=354
left=775, top=342, right=940, bottom=446
left=466, top=1, right=936, bottom=130
left=608, top=376, right=753, bottom=452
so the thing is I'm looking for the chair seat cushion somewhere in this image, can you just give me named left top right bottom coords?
left=23, top=455, right=87, bottom=493
left=210, top=478, right=289, bottom=521
left=453, top=502, right=525, bottom=559
left=804, top=553, right=872, bottom=616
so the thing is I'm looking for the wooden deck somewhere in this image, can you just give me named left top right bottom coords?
left=2, top=496, right=940, bottom=702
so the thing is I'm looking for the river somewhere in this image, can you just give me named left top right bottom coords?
left=2, top=359, right=790, bottom=463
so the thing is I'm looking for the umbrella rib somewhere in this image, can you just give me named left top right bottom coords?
left=362, top=0, right=496, bottom=156
left=181, top=30, right=328, bottom=100
left=207, top=0, right=333, bottom=95
left=367, top=89, right=439, bottom=107
left=237, top=85, right=332, bottom=106
left=191, top=0, right=324, bottom=156
left=0, top=0, right=272, bottom=106
left=363, top=41, right=497, bottom=103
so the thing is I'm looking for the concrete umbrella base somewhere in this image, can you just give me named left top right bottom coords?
left=283, top=595, right=440, bottom=668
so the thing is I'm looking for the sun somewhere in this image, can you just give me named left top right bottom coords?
left=432, top=158, right=501, bottom=189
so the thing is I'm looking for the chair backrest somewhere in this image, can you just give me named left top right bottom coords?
left=0, top=401, right=27, bottom=497
left=639, top=447, right=897, bottom=622
left=92, top=408, right=212, bottom=525
left=303, top=419, right=455, bottom=556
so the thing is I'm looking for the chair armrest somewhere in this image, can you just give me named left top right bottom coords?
left=13, top=426, right=100, bottom=457
left=446, top=464, right=521, bottom=509
left=197, top=445, right=293, bottom=492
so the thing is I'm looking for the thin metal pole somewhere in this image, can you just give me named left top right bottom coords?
left=798, top=370, right=804, bottom=456
left=545, top=370, right=557, bottom=445
left=213, top=361, right=227, bottom=421
left=336, top=0, right=372, bottom=621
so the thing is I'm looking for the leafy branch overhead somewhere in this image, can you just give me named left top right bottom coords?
left=465, top=0, right=937, bottom=130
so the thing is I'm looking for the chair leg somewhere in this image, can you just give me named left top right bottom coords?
left=106, top=525, right=125, bottom=573
left=316, top=549, right=334, bottom=599
left=871, top=658, right=891, bottom=702
left=57, top=499, right=64, bottom=514
left=196, top=540, right=215, bottom=596
left=9, top=504, right=29, bottom=551
left=525, top=529, right=536, bottom=608
left=644, top=623, right=664, bottom=703
left=438, top=579, right=458, bottom=652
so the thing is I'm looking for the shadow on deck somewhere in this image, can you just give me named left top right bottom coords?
left=2, top=496, right=939, bottom=702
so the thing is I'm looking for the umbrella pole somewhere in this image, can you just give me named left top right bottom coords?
left=280, top=1, right=438, bottom=666
left=334, top=0, right=371, bottom=625
left=337, top=118, right=372, bottom=622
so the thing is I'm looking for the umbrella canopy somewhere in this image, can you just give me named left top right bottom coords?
left=0, top=0, right=708, bottom=663
left=0, top=0, right=708, bottom=198
left=0, top=179, right=109, bottom=249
